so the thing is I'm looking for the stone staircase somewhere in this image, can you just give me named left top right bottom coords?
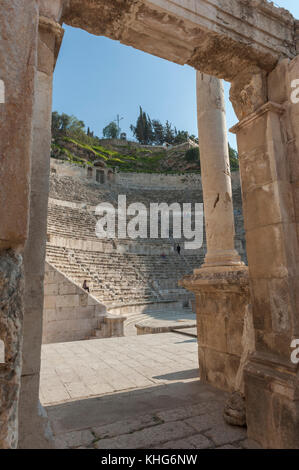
left=45, top=245, right=199, bottom=309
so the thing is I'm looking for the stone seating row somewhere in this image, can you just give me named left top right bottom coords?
left=45, top=245, right=201, bottom=307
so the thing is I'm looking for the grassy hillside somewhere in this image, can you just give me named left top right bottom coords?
left=51, top=135, right=238, bottom=174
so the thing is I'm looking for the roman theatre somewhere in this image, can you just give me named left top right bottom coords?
left=1, top=0, right=299, bottom=449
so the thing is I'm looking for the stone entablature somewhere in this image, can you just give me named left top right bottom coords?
left=63, top=0, right=296, bottom=81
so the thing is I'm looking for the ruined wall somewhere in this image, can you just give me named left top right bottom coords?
left=43, top=263, right=107, bottom=343
left=114, top=172, right=202, bottom=190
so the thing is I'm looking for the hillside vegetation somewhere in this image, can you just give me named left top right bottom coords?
left=51, top=111, right=239, bottom=174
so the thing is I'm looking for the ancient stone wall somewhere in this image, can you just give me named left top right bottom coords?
left=0, top=252, right=24, bottom=448
left=114, top=172, right=202, bottom=190
left=43, top=263, right=109, bottom=343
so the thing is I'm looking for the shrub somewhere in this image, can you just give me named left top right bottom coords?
left=185, top=147, right=200, bottom=162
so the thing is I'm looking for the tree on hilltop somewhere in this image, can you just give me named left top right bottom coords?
left=163, top=120, right=175, bottom=144
left=130, top=106, right=192, bottom=146
left=103, top=121, right=119, bottom=139
left=151, top=120, right=164, bottom=145
left=130, top=106, right=154, bottom=145
left=52, top=111, right=85, bottom=136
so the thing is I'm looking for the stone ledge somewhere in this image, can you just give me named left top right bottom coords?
left=179, top=266, right=249, bottom=295
left=135, top=321, right=196, bottom=336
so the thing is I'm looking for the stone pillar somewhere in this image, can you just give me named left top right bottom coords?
left=0, top=1, right=38, bottom=449
left=229, top=60, right=299, bottom=448
left=180, top=73, right=249, bottom=397
left=196, top=72, right=242, bottom=268
left=18, top=7, right=64, bottom=449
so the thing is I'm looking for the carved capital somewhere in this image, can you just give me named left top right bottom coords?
left=230, top=67, right=268, bottom=121
left=39, top=16, right=64, bottom=40
left=38, top=16, right=64, bottom=68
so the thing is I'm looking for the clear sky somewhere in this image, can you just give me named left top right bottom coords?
left=53, top=1, right=299, bottom=150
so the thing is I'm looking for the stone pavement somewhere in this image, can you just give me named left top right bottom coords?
left=40, top=333, right=199, bottom=404
left=40, top=333, right=249, bottom=449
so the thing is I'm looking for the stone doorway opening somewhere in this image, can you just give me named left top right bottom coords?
left=2, top=0, right=299, bottom=450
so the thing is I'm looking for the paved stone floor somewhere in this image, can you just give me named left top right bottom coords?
left=40, top=333, right=249, bottom=449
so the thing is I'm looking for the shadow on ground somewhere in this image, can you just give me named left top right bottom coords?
left=46, top=378, right=219, bottom=434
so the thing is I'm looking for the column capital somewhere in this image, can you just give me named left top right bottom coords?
left=230, top=101, right=285, bottom=134
left=230, top=68, right=268, bottom=121
left=38, top=16, right=64, bottom=67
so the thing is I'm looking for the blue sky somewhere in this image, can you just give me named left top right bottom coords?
left=53, top=0, right=299, bottom=150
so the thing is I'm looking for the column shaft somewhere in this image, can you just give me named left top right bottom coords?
left=18, top=16, right=64, bottom=449
left=196, top=72, right=242, bottom=268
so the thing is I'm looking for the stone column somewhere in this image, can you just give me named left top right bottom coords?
left=180, top=73, right=249, bottom=399
left=18, top=7, right=64, bottom=449
left=196, top=72, right=242, bottom=268
left=0, top=0, right=38, bottom=449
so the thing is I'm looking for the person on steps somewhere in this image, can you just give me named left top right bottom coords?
left=83, top=280, right=90, bottom=292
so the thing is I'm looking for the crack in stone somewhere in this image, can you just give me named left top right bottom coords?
left=213, top=193, right=220, bottom=209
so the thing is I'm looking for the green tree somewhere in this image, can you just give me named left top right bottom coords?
left=103, top=121, right=119, bottom=139
left=130, top=107, right=154, bottom=145
left=68, top=115, right=85, bottom=134
left=185, top=147, right=200, bottom=163
left=163, top=120, right=175, bottom=144
left=189, top=135, right=199, bottom=144
left=152, top=120, right=164, bottom=145
left=228, top=143, right=239, bottom=171
left=51, top=112, right=85, bottom=136
left=174, top=129, right=189, bottom=144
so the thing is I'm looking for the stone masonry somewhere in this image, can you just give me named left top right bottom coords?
left=1, top=0, right=299, bottom=449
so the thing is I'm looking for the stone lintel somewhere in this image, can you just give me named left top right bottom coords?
left=63, top=0, right=296, bottom=82
left=230, top=101, right=285, bottom=134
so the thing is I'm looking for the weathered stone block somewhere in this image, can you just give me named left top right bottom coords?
left=198, top=314, right=227, bottom=353
left=245, top=363, right=299, bottom=448
left=56, top=294, right=80, bottom=308
left=268, top=59, right=289, bottom=104
left=246, top=223, right=289, bottom=279
left=227, top=319, right=244, bottom=356
left=242, top=180, right=295, bottom=231
left=0, top=250, right=24, bottom=448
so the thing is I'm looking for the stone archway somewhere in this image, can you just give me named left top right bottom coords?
left=1, top=0, right=299, bottom=449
